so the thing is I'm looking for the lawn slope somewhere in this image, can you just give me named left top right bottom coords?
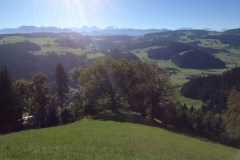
left=0, top=115, right=239, bottom=160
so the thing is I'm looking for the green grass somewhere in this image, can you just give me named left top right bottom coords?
left=0, top=36, right=27, bottom=44
left=176, top=93, right=203, bottom=107
left=228, top=48, right=240, bottom=56
left=178, top=31, right=196, bottom=42
left=87, top=52, right=105, bottom=59
left=215, top=53, right=240, bottom=67
left=0, top=36, right=87, bottom=55
left=198, top=39, right=229, bottom=49
left=0, top=114, right=239, bottom=160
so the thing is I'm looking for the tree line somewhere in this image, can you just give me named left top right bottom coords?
left=0, top=58, right=175, bottom=131
left=0, top=63, right=70, bottom=131
left=181, top=66, right=240, bottom=112
left=180, top=66, right=240, bottom=146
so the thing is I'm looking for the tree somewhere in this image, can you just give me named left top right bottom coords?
left=59, top=107, right=73, bottom=125
left=79, top=57, right=122, bottom=113
left=224, top=89, right=240, bottom=141
left=45, top=96, right=59, bottom=126
left=0, top=66, right=18, bottom=131
left=79, top=58, right=174, bottom=117
left=69, top=67, right=83, bottom=85
left=32, top=72, right=51, bottom=128
left=56, top=63, right=69, bottom=108
left=131, top=61, right=174, bottom=120
left=13, top=79, right=33, bottom=118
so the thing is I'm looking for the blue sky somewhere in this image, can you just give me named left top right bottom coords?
left=0, top=0, right=239, bottom=30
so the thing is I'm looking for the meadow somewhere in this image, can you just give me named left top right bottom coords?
left=0, top=113, right=239, bottom=160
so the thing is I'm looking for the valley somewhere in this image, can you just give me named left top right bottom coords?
left=1, top=29, right=239, bottom=106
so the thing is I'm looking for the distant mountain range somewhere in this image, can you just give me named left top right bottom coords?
left=0, top=26, right=170, bottom=36
left=1, top=26, right=234, bottom=36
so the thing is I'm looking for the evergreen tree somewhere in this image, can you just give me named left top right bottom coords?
left=56, top=63, right=69, bottom=108
left=0, top=66, right=17, bottom=131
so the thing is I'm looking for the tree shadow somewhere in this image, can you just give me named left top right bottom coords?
left=92, top=109, right=178, bottom=133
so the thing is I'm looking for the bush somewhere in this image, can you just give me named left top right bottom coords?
left=59, top=107, right=74, bottom=125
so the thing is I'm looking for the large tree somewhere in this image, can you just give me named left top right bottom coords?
left=79, top=57, right=121, bottom=113
left=56, top=63, right=69, bottom=108
left=0, top=66, right=18, bottom=131
left=131, top=61, right=174, bottom=120
left=32, top=72, right=51, bottom=128
left=79, top=58, right=174, bottom=117
left=224, top=89, right=240, bottom=141
left=13, top=79, right=33, bottom=118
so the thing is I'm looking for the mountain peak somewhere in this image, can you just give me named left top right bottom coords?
left=105, top=26, right=118, bottom=30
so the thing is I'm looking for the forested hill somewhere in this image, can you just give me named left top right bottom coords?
left=0, top=41, right=87, bottom=81
left=147, top=42, right=226, bottom=69
left=0, top=40, right=139, bottom=81
left=172, top=50, right=226, bottom=69
left=181, top=66, right=240, bottom=112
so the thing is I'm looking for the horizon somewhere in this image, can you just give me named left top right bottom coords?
left=0, top=25, right=237, bottom=32
left=0, top=0, right=240, bottom=31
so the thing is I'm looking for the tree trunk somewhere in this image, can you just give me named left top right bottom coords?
left=151, top=105, right=154, bottom=121
left=151, top=100, right=157, bottom=121
left=128, top=95, right=134, bottom=110
left=110, top=90, right=118, bottom=113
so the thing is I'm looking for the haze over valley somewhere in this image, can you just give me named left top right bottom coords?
left=0, top=0, right=240, bottom=160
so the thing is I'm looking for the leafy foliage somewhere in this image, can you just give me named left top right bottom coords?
left=56, top=63, right=69, bottom=107
left=79, top=58, right=174, bottom=119
left=31, top=72, right=51, bottom=128
left=13, top=79, right=33, bottom=117
left=224, top=89, right=240, bottom=141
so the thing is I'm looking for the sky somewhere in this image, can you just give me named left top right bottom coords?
left=0, top=0, right=239, bottom=30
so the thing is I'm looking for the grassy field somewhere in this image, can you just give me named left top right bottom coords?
left=0, top=114, right=239, bottom=160
left=0, top=36, right=27, bottom=44
left=198, top=39, right=229, bottom=49
left=87, top=52, right=105, bottom=59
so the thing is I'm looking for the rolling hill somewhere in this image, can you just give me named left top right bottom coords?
left=172, top=50, right=226, bottom=69
left=0, top=28, right=240, bottom=106
left=0, top=111, right=238, bottom=160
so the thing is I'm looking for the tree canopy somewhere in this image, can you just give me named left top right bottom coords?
left=79, top=58, right=174, bottom=119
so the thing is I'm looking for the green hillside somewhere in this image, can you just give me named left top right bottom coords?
left=0, top=114, right=238, bottom=160
left=0, top=30, right=240, bottom=107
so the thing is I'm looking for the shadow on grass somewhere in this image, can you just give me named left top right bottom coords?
left=92, top=109, right=177, bottom=133
left=93, top=109, right=240, bottom=149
